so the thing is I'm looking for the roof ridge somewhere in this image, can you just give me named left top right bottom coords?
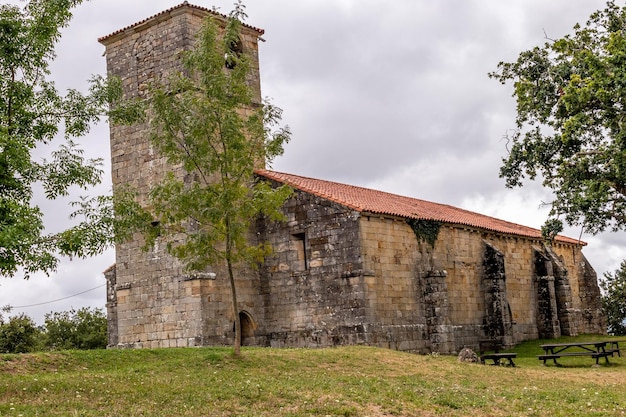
left=257, top=168, right=435, bottom=205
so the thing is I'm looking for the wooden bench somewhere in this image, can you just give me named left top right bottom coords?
left=480, top=352, right=517, bottom=366
left=479, top=339, right=517, bottom=366
left=537, top=351, right=612, bottom=366
left=607, top=340, right=625, bottom=357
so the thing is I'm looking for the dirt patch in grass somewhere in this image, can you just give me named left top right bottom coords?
left=0, top=353, right=66, bottom=374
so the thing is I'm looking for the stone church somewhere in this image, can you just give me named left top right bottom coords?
left=99, top=2, right=606, bottom=353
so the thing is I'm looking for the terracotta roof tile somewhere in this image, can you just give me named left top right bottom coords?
left=256, top=169, right=584, bottom=246
left=98, top=1, right=264, bottom=43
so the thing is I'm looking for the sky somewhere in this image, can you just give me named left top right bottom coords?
left=2, top=0, right=625, bottom=324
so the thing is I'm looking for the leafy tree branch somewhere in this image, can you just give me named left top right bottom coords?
left=490, top=1, right=626, bottom=235
left=0, top=1, right=142, bottom=277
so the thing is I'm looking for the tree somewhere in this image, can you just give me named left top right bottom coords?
left=124, top=3, right=291, bottom=356
left=489, top=1, right=626, bottom=238
left=43, top=307, right=107, bottom=350
left=0, top=313, right=41, bottom=353
left=600, top=261, right=626, bottom=335
left=0, top=0, right=137, bottom=278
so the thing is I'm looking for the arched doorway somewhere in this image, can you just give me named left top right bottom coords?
left=239, top=311, right=256, bottom=345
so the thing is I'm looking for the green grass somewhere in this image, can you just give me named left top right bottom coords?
left=1, top=335, right=625, bottom=416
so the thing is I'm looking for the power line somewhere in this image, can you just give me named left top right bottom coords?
left=10, top=284, right=106, bottom=309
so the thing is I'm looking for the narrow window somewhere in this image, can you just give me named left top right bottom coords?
left=148, top=220, right=161, bottom=259
left=292, top=232, right=307, bottom=271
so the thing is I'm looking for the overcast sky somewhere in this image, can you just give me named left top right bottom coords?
left=2, top=0, right=624, bottom=324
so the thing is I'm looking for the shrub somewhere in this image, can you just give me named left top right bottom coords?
left=44, top=307, right=107, bottom=350
left=0, top=313, right=42, bottom=353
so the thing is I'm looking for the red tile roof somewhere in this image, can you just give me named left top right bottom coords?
left=256, top=169, right=584, bottom=246
left=98, top=1, right=264, bottom=43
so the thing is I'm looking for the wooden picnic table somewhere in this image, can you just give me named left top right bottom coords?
left=538, top=341, right=616, bottom=366
left=478, top=339, right=517, bottom=366
left=608, top=340, right=625, bottom=357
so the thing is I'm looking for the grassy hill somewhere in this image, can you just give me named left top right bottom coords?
left=1, top=335, right=625, bottom=416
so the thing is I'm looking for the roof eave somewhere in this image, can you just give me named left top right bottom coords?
left=359, top=210, right=585, bottom=246
left=98, top=2, right=264, bottom=46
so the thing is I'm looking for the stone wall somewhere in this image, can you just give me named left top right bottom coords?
left=358, top=216, right=432, bottom=353
left=576, top=255, right=607, bottom=333
left=546, top=243, right=606, bottom=335
left=356, top=216, right=606, bottom=354
left=258, top=189, right=368, bottom=348
left=444, top=229, right=533, bottom=347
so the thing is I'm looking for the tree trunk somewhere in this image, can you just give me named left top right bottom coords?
left=225, top=216, right=241, bottom=356
left=227, top=256, right=241, bottom=356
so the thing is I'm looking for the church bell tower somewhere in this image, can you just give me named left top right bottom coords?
left=99, top=3, right=265, bottom=348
